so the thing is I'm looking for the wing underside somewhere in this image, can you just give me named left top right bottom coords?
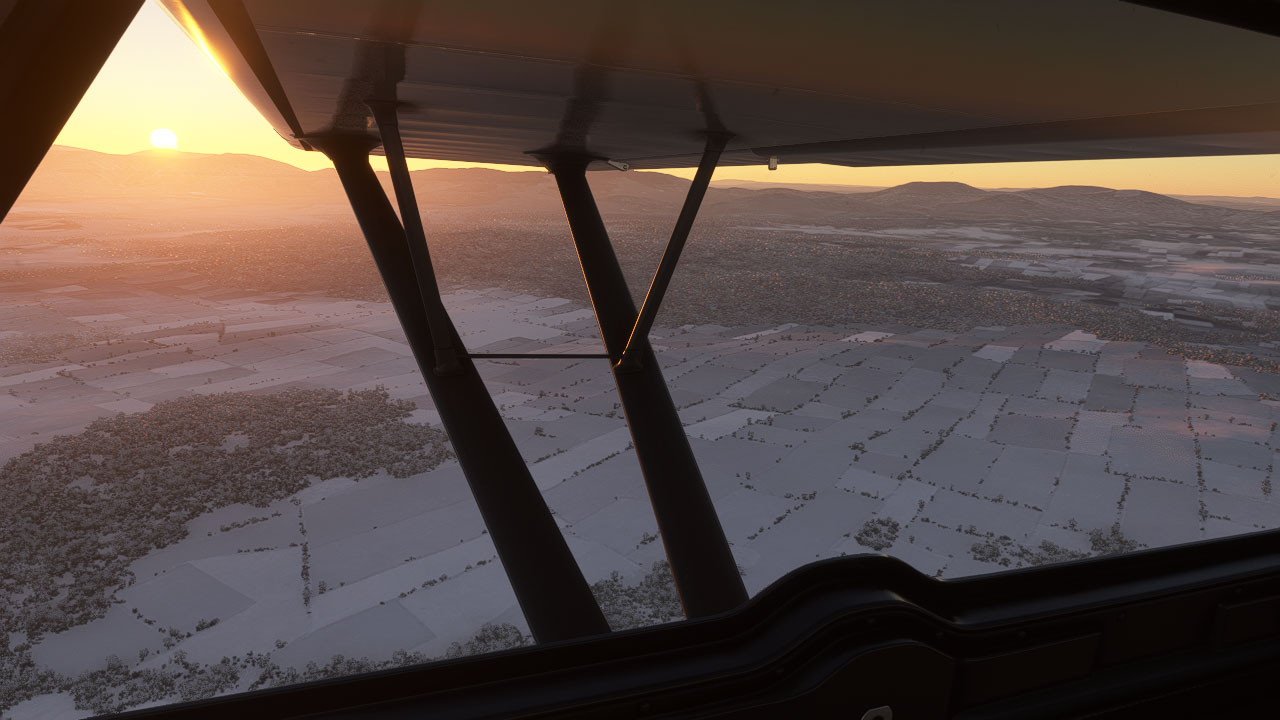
left=157, top=0, right=1280, bottom=170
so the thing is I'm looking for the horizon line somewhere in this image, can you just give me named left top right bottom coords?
left=41, top=144, right=1280, bottom=202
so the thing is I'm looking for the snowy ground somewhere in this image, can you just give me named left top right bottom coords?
left=6, top=272, right=1280, bottom=716
left=763, top=223, right=1280, bottom=316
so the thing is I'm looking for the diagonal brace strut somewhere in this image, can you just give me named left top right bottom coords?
left=618, top=133, right=728, bottom=371
left=367, top=100, right=460, bottom=375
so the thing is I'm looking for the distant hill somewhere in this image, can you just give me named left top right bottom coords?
left=15, top=147, right=689, bottom=218
left=19, top=146, right=339, bottom=203
left=10, top=146, right=1269, bottom=229
left=1169, top=193, right=1280, bottom=212
left=700, top=182, right=1259, bottom=225
left=710, top=179, right=884, bottom=194
left=863, top=181, right=991, bottom=207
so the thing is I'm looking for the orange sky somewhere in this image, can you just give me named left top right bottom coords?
left=52, top=1, right=1280, bottom=198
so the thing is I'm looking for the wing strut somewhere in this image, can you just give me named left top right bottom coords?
left=618, top=133, right=729, bottom=371
left=366, top=101, right=460, bottom=374
left=310, top=132, right=610, bottom=644
left=545, top=154, right=748, bottom=618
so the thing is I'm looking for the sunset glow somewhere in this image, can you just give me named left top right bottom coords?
left=47, top=1, right=1280, bottom=196
left=149, top=128, right=178, bottom=150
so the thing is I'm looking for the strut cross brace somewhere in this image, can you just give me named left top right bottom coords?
left=470, top=353, right=610, bottom=359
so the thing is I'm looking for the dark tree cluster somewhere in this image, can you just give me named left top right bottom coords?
left=0, top=330, right=121, bottom=366
left=0, top=641, right=59, bottom=714
left=853, top=518, right=902, bottom=552
left=0, top=387, right=452, bottom=641
left=67, top=652, right=240, bottom=716
left=588, top=561, right=685, bottom=632
left=969, top=524, right=1143, bottom=569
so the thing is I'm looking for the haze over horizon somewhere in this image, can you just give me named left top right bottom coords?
left=35, top=144, right=1280, bottom=202
left=14, top=145, right=1280, bottom=226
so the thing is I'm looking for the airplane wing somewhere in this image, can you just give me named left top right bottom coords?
left=157, top=0, right=1280, bottom=169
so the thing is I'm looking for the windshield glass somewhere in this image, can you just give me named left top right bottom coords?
left=5, top=4, right=1280, bottom=718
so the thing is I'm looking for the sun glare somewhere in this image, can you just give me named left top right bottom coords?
left=149, top=128, right=179, bottom=150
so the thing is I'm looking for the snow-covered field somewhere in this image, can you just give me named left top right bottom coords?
left=6, top=273, right=1280, bottom=717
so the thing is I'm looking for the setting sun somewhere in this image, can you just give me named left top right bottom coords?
left=149, top=127, right=178, bottom=150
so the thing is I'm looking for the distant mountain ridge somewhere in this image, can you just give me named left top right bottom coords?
left=13, top=146, right=1270, bottom=227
